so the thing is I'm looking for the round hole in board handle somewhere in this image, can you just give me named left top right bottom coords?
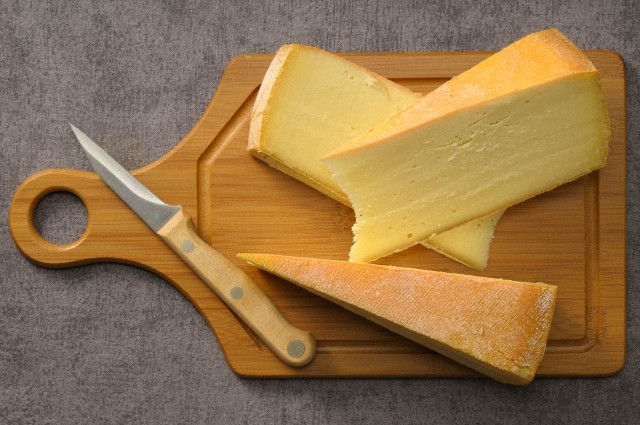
left=33, top=190, right=88, bottom=246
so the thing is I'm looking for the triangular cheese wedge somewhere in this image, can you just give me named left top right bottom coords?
left=248, top=43, right=504, bottom=269
left=324, top=29, right=610, bottom=263
left=238, top=253, right=557, bottom=385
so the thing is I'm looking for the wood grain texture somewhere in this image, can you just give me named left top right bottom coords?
left=9, top=51, right=626, bottom=378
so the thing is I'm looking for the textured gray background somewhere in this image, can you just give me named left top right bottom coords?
left=1, top=0, right=638, bottom=423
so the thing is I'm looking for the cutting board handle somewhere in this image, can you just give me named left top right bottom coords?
left=9, top=168, right=153, bottom=267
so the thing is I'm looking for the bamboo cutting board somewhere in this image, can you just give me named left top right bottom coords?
left=9, top=51, right=626, bottom=378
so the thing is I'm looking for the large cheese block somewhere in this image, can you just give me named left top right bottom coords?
left=248, top=43, right=504, bottom=270
left=324, top=29, right=611, bottom=263
left=238, top=253, right=557, bottom=385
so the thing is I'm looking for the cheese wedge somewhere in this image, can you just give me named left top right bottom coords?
left=324, top=29, right=610, bottom=263
left=249, top=43, right=504, bottom=269
left=238, top=253, right=557, bottom=385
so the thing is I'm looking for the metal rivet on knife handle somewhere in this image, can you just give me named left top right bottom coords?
left=182, top=240, right=195, bottom=253
left=287, top=339, right=306, bottom=359
left=230, top=287, right=244, bottom=299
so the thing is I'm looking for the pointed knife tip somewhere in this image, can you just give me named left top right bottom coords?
left=69, top=123, right=82, bottom=136
left=69, top=124, right=93, bottom=153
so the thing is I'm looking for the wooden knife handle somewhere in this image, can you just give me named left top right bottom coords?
left=157, top=208, right=316, bottom=367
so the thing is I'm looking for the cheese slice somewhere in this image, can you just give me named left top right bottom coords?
left=249, top=43, right=504, bottom=269
left=238, top=252, right=557, bottom=385
left=324, top=29, right=610, bottom=263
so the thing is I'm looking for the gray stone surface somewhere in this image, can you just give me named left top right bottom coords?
left=1, top=0, right=638, bottom=423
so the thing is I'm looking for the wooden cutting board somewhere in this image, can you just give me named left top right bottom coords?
left=9, top=50, right=626, bottom=378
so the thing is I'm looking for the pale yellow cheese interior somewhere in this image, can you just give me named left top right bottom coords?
left=324, top=29, right=610, bottom=263
left=426, top=210, right=505, bottom=270
left=238, top=252, right=557, bottom=385
left=249, top=44, right=421, bottom=204
left=249, top=44, right=505, bottom=269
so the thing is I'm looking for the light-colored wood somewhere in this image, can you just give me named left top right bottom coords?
left=157, top=209, right=316, bottom=367
left=8, top=50, right=626, bottom=378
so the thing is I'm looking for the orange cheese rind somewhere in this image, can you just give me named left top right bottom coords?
left=239, top=252, right=557, bottom=385
left=327, top=28, right=603, bottom=157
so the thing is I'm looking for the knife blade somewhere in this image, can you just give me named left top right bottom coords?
left=70, top=124, right=315, bottom=367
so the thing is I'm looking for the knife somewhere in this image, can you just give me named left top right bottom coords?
left=70, top=124, right=316, bottom=367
